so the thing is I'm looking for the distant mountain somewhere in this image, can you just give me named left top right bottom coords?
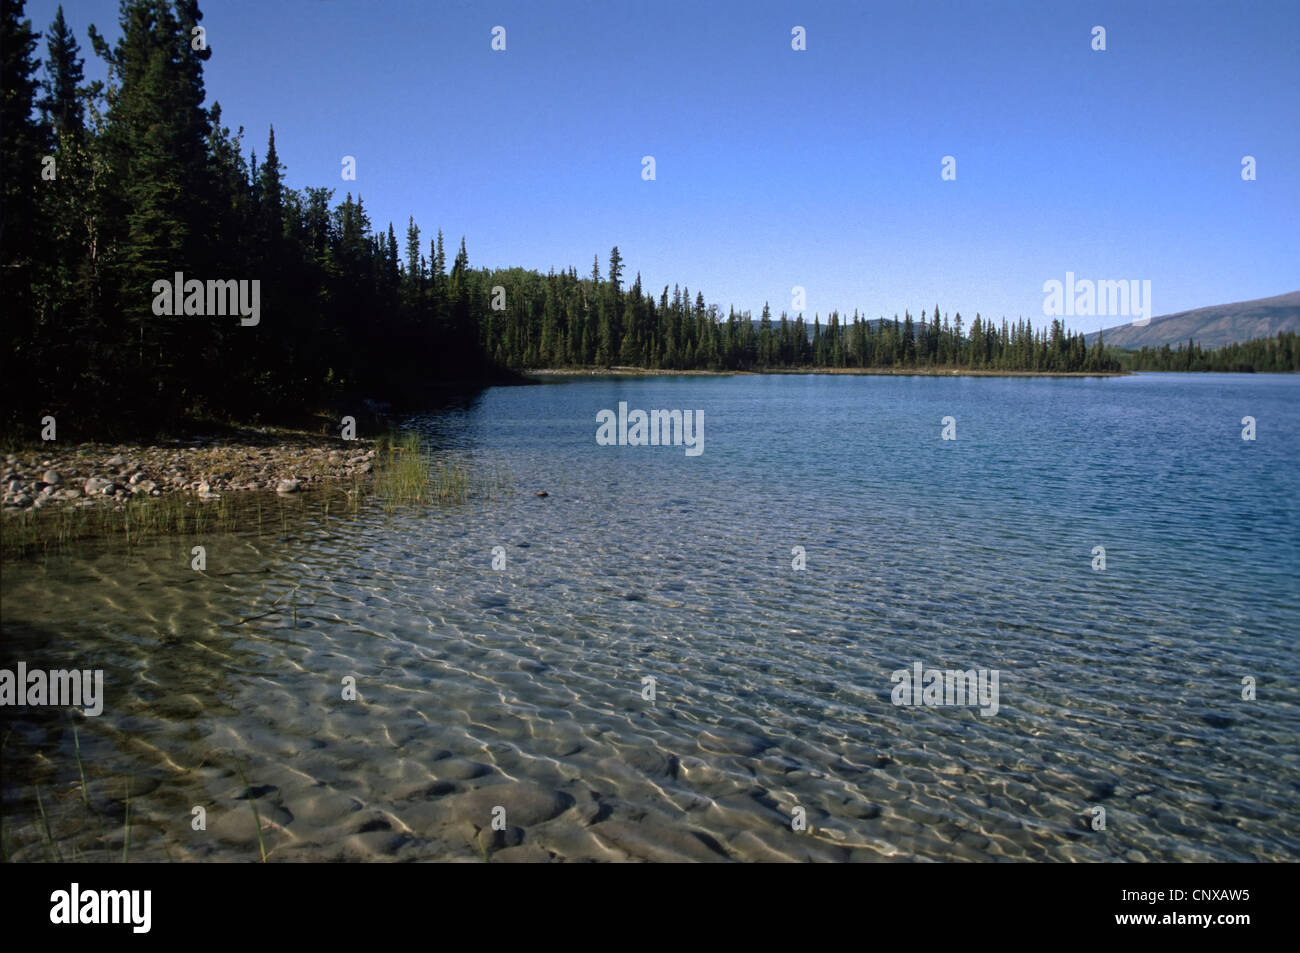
left=1084, top=291, right=1300, bottom=350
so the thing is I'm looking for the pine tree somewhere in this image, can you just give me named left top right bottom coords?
left=38, top=5, right=82, bottom=135
left=607, top=245, right=623, bottom=293
left=403, top=215, right=421, bottom=302
left=758, top=302, right=773, bottom=367
left=91, top=0, right=216, bottom=420
left=259, top=125, right=284, bottom=244
left=0, top=0, right=46, bottom=427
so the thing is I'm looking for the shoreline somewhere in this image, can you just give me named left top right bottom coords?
left=2, top=427, right=377, bottom=517
left=525, top=366, right=1131, bottom=379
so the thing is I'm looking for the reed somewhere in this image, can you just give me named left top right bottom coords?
left=373, top=431, right=435, bottom=508
left=373, top=431, right=512, bottom=508
left=236, top=767, right=268, bottom=863
left=35, top=785, right=62, bottom=862
left=73, top=724, right=89, bottom=810
left=122, top=777, right=132, bottom=862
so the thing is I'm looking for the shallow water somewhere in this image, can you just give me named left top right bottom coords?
left=2, top=372, right=1298, bottom=862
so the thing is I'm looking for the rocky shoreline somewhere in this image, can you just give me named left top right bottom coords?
left=2, top=429, right=377, bottom=514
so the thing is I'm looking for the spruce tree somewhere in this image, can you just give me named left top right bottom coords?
left=0, top=0, right=45, bottom=427
left=38, top=5, right=81, bottom=134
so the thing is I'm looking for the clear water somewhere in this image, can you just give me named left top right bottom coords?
left=3, top=372, right=1297, bottom=862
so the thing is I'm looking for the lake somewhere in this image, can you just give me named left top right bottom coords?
left=2, top=372, right=1297, bottom=862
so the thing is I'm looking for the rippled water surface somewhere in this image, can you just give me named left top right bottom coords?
left=3, top=372, right=1298, bottom=862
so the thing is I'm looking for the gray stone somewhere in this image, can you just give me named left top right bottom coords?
left=42, top=469, right=62, bottom=485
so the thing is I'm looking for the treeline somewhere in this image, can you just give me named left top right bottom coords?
left=2, top=0, right=491, bottom=437
left=1122, top=333, right=1300, bottom=372
left=2, top=1, right=1118, bottom=440
left=482, top=265, right=1119, bottom=373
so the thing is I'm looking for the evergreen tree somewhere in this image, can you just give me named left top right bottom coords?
left=0, top=0, right=45, bottom=426
left=607, top=245, right=623, bottom=292
left=38, top=4, right=81, bottom=134
left=92, top=0, right=215, bottom=421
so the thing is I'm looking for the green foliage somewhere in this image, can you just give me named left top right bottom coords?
left=3, top=0, right=486, bottom=439
left=1122, top=332, right=1299, bottom=372
left=477, top=277, right=1120, bottom=373
left=1, top=0, right=47, bottom=395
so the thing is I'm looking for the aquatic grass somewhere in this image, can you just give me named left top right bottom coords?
left=72, top=724, right=89, bottom=810
left=236, top=767, right=268, bottom=863
left=251, top=799, right=267, bottom=863
left=14, top=752, right=285, bottom=862
left=6, top=731, right=283, bottom=863
left=35, top=785, right=64, bottom=862
left=2, top=489, right=242, bottom=558
left=374, top=431, right=434, bottom=508
left=122, top=776, right=132, bottom=862
left=373, top=431, right=513, bottom=509
left=1, top=434, right=511, bottom=560
left=430, top=458, right=470, bottom=504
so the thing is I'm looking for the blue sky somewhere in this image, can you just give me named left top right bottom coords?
left=26, top=0, right=1300, bottom=332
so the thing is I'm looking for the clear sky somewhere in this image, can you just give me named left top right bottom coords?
left=25, top=0, right=1300, bottom=332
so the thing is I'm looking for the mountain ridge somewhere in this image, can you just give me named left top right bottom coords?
left=1084, top=291, right=1300, bottom=349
